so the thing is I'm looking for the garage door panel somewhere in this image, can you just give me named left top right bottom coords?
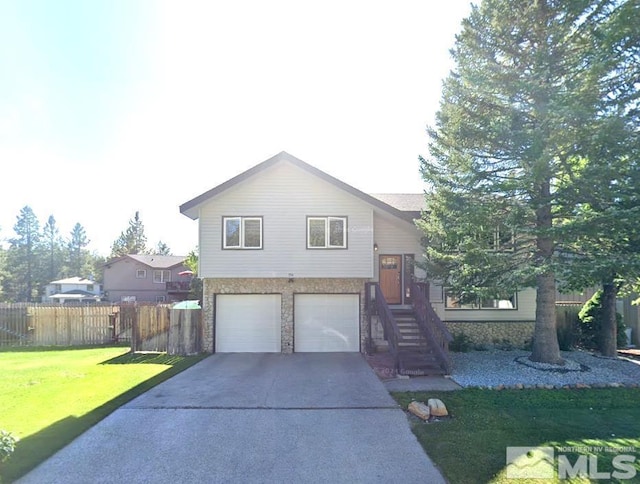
left=216, top=295, right=281, bottom=352
left=294, top=294, right=359, bottom=352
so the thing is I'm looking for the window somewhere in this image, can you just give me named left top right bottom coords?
left=86, top=284, right=94, bottom=292
left=445, top=289, right=517, bottom=310
left=136, top=269, right=147, bottom=279
left=121, top=295, right=136, bottom=302
left=153, top=270, right=171, bottom=283
left=307, top=217, right=347, bottom=249
left=156, top=295, right=166, bottom=303
left=476, top=225, right=515, bottom=251
left=223, top=217, right=263, bottom=249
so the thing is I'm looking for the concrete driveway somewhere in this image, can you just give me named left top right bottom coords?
left=18, top=353, right=446, bottom=484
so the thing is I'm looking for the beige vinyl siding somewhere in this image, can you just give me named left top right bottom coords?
left=372, top=213, right=426, bottom=280
left=199, top=162, right=374, bottom=278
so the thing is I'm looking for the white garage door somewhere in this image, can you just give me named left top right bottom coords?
left=216, top=295, right=281, bottom=352
left=294, top=294, right=360, bottom=352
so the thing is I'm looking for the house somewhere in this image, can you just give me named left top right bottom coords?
left=102, top=254, right=191, bottom=303
left=180, top=151, right=536, bottom=361
left=44, top=277, right=102, bottom=304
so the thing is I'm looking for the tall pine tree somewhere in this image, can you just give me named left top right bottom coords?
left=68, top=223, right=91, bottom=277
left=419, top=0, right=624, bottom=364
left=6, top=206, right=41, bottom=301
left=41, top=215, right=64, bottom=283
left=556, top=0, right=640, bottom=355
left=110, top=211, right=148, bottom=257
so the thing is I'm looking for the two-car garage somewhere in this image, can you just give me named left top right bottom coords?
left=215, top=294, right=360, bottom=353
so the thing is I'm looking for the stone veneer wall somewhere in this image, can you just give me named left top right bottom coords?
left=202, top=278, right=369, bottom=353
left=445, top=321, right=535, bottom=348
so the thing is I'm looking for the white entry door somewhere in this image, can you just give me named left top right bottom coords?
left=294, top=294, right=360, bottom=352
left=215, top=295, right=281, bottom=352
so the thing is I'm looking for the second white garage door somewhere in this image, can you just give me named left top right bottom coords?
left=294, top=294, right=360, bottom=352
left=216, top=295, right=281, bottom=352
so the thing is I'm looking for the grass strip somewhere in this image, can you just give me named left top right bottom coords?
left=392, top=388, right=640, bottom=483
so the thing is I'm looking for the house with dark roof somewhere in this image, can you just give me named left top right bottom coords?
left=102, top=254, right=191, bottom=303
left=180, top=152, right=536, bottom=372
left=43, top=277, right=102, bottom=304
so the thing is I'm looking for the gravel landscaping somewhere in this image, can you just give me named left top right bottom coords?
left=449, top=349, right=640, bottom=389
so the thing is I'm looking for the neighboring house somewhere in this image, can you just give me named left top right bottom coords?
left=44, top=277, right=102, bottom=305
left=180, top=151, right=537, bottom=357
left=102, top=254, right=191, bottom=303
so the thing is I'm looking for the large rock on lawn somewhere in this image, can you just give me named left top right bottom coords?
left=427, top=398, right=448, bottom=417
left=408, top=401, right=431, bottom=421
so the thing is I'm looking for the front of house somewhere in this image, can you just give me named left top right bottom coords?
left=180, top=151, right=536, bottom=355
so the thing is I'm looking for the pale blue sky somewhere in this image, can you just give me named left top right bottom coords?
left=1, top=0, right=473, bottom=256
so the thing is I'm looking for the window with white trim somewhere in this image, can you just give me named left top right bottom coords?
left=156, top=295, right=166, bottom=303
left=444, top=289, right=517, bottom=310
left=307, top=217, right=347, bottom=249
left=136, top=269, right=147, bottom=279
left=153, top=270, right=171, bottom=283
left=223, top=217, right=263, bottom=249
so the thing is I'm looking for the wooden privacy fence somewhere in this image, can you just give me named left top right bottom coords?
left=0, top=303, right=125, bottom=347
left=0, top=302, right=203, bottom=354
left=131, top=306, right=202, bottom=355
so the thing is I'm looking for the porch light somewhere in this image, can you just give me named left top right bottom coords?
left=374, top=243, right=378, bottom=252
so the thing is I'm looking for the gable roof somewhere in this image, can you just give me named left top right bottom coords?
left=180, top=151, right=417, bottom=223
left=106, top=254, right=186, bottom=269
left=50, top=277, right=96, bottom=285
left=369, top=193, right=425, bottom=213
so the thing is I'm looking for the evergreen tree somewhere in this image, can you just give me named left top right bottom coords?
left=68, top=223, right=91, bottom=277
left=110, top=211, right=148, bottom=257
left=41, top=215, right=64, bottom=283
left=555, top=0, right=640, bottom=356
left=154, top=241, right=171, bottom=255
left=5, top=206, right=41, bottom=301
left=419, top=0, right=625, bottom=364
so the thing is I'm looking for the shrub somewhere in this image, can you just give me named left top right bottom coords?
left=0, top=430, right=17, bottom=463
left=578, top=290, right=627, bottom=350
left=449, top=332, right=473, bottom=352
left=492, top=338, right=514, bottom=351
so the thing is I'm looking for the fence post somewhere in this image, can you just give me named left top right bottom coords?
left=131, top=305, right=140, bottom=353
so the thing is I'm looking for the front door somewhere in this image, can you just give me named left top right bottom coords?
left=380, top=255, right=402, bottom=304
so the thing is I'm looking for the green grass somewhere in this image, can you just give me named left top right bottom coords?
left=0, top=346, right=206, bottom=482
left=392, top=388, right=640, bottom=483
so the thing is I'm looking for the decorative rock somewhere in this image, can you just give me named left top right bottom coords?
left=495, top=384, right=505, bottom=390
left=515, top=383, right=524, bottom=389
left=408, top=401, right=431, bottom=421
left=575, top=383, right=590, bottom=389
left=427, top=398, right=449, bottom=417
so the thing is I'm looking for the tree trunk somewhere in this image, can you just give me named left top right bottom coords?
left=529, top=180, right=563, bottom=365
left=600, top=281, right=618, bottom=357
left=530, top=272, right=564, bottom=364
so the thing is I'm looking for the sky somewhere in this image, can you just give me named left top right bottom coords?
left=0, top=0, right=474, bottom=257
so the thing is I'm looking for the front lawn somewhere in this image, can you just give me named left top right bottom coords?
left=0, top=346, right=206, bottom=482
left=393, top=388, right=640, bottom=483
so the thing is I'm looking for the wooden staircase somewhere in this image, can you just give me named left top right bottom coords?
left=392, top=308, right=448, bottom=376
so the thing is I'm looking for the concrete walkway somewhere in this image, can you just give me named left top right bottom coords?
left=18, top=353, right=446, bottom=484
